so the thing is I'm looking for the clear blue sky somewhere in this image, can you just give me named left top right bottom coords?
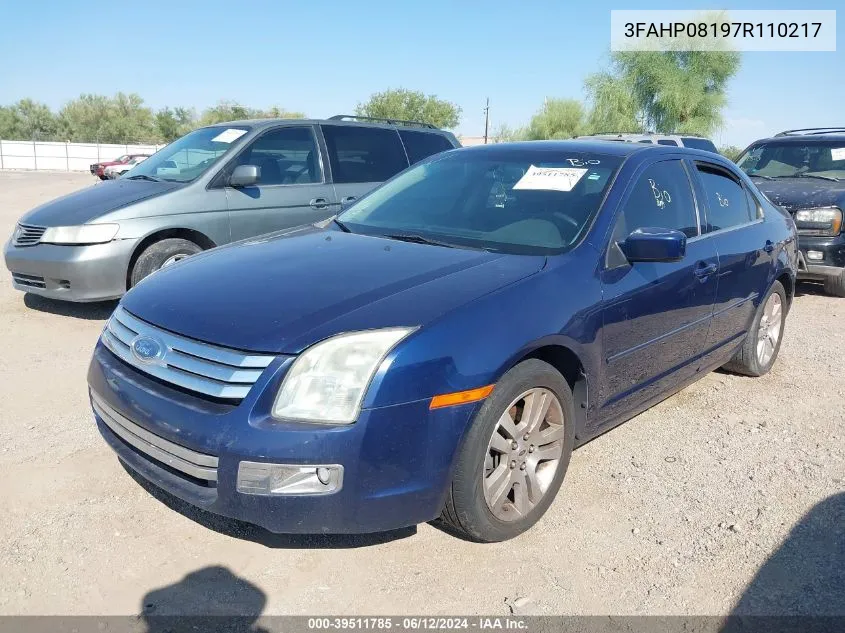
left=0, top=0, right=841, bottom=147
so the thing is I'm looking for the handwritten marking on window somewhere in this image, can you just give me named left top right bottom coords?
left=716, top=192, right=729, bottom=207
left=649, top=179, right=672, bottom=209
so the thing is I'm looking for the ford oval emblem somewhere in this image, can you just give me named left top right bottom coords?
left=130, top=335, right=165, bottom=364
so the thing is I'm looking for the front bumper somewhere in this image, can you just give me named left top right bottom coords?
left=87, top=342, right=478, bottom=534
left=4, top=238, right=137, bottom=302
left=796, top=234, right=845, bottom=281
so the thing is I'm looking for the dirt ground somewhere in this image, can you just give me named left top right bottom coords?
left=0, top=170, right=842, bottom=617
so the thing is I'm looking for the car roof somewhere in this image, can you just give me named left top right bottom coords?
left=580, top=133, right=711, bottom=141
left=752, top=133, right=845, bottom=144
left=200, top=117, right=451, bottom=134
left=458, top=139, right=683, bottom=157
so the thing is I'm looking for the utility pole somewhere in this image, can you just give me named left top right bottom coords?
left=483, top=98, right=490, bottom=144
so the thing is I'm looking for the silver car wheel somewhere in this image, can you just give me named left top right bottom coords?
left=482, top=387, right=565, bottom=521
left=756, top=292, right=783, bottom=366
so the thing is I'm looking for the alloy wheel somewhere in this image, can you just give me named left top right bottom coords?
left=757, top=292, right=783, bottom=366
left=482, top=387, right=565, bottom=521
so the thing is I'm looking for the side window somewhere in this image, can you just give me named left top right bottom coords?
left=398, top=130, right=454, bottom=164
left=238, top=127, right=320, bottom=186
left=613, top=160, right=699, bottom=242
left=321, top=125, right=409, bottom=184
left=745, top=187, right=763, bottom=220
left=657, top=139, right=679, bottom=146
left=681, top=137, right=718, bottom=153
left=696, top=165, right=755, bottom=231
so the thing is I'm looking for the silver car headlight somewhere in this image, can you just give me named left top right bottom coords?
left=40, top=224, right=119, bottom=245
left=272, top=327, right=417, bottom=424
left=793, top=207, right=842, bottom=236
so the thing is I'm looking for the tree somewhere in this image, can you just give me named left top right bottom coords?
left=57, top=93, right=158, bottom=143
left=355, top=89, right=461, bottom=129
left=0, top=99, right=58, bottom=140
left=522, top=99, right=587, bottom=140
left=198, top=101, right=305, bottom=126
left=156, top=106, right=197, bottom=142
left=719, top=145, right=743, bottom=162
left=586, top=48, right=740, bottom=137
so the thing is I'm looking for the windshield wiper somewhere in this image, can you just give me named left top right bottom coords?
left=748, top=173, right=774, bottom=180
left=333, top=217, right=351, bottom=233
left=797, top=173, right=840, bottom=182
left=384, top=234, right=457, bottom=248
left=125, top=174, right=160, bottom=182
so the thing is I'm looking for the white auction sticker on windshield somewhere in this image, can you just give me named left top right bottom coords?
left=831, top=147, right=845, bottom=161
left=211, top=128, right=248, bottom=144
left=512, top=165, right=588, bottom=192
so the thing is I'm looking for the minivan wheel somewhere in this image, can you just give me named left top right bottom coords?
left=823, top=271, right=845, bottom=297
left=723, top=280, right=787, bottom=377
left=129, top=238, right=203, bottom=287
left=439, top=359, right=575, bottom=542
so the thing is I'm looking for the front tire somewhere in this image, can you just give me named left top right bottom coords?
left=439, top=359, right=575, bottom=542
left=823, top=270, right=845, bottom=297
left=129, top=238, right=203, bottom=287
left=723, top=280, right=787, bottom=377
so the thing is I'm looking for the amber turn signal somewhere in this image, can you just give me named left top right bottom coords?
left=429, top=384, right=495, bottom=409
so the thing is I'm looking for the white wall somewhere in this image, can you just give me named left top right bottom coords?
left=0, top=140, right=164, bottom=172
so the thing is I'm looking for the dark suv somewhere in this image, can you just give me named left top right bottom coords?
left=736, top=128, right=845, bottom=296
left=6, top=115, right=460, bottom=302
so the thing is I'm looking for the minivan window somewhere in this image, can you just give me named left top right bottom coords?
left=615, top=160, right=698, bottom=239
left=697, top=165, right=755, bottom=231
left=398, top=130, right=454, bottom=164
left=338, top=150, right=622, bottom=255
left=235, top=127, right=320, bottom=185
left=657, top=139, right=679, bottom=146
left=321, top=125, right=409, bottom=184
left=681, top=137, right=718, bottom=153
left=129, top=126, right=250, bottom=183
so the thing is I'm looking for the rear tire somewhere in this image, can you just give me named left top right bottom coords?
left=129, top=238, right=202, bottom=287
left=823, top=271, right=845, bottom=297
left=439, top=359, right=575, bottom=542
left=723, top=280, right=787, bottom=377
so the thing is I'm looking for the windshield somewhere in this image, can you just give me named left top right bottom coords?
left=127, top=125, right=251, bottom=183
left=737, top=140, right=845, bottom=180
left=338, top=150, right=622, bottom=255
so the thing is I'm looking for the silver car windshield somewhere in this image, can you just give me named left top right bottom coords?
left=127, top=126, right=251, bottom=183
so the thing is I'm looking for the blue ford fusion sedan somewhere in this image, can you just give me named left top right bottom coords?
left=88, top=141, right=797, bottom=542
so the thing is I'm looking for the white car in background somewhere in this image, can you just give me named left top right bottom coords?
left=104, top=155, right=149, bottom=179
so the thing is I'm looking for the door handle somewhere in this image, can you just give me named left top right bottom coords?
left=309, top=198, right=329, bottom=209
left=694, top=261, right=718, bottom=279
left=341, top=196, right=357, bottom=205
left=763, top=240, right=774, bottom=253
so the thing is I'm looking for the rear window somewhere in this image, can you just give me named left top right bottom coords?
left=321, top=125, right=409, bottom=184
left=398, top=130, right=455, bottom=164
left=681, top=137, right=719, bottom=153
left=657, top=139, right=679, bottom=146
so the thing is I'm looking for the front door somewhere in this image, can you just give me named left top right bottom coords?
left=225, top=125, right=338, bottom=241
left=599, top=158, right=718, bottom=424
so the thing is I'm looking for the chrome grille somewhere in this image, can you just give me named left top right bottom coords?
left=101, top=306, right=276, bottom=400
left=91, top=391, right=218, bottom=481
left=13, top=223, right=47, bottom=247
left=11, top=272, right=46, bottom=288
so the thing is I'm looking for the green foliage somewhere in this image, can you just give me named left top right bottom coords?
left=522, top=99, right=587, bottom=140
left=155, top=107, right=197, bottom=143
left=198, top=101, right=305, bottom=126
left=57, top=93, right=158, bottom=143
left=584, top=72, right=640, bottom=134
left=719, top=145, right=743, bottom=162
left=0, top=99, right=58, bottom=140
left=355, top=89, right=461, bottom=129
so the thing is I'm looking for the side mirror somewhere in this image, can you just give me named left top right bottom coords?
left=229, top=164, right=260, bottom=187
left=621, top=227, right=686, bottom=263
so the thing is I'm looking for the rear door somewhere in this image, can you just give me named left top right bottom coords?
left=600, top=158, right=718, bottom=422
left=320, top=124, right=410, bottom=209
left=692, top=160, right=772, bottom=354
left=224, top=125, right=337, bottom=241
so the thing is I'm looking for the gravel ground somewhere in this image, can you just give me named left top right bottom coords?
left=0, top=171, right=842, bottom=617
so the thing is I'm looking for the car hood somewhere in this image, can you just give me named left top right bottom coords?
left=121, top=227, right=545, bottom=354
left=752, top=177, right=845, bottom=212
left=19, top=180, right=183, bottom=226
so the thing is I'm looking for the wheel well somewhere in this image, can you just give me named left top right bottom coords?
left=126, top=228, right=216, bottom=290
left=776, top=272, right=794, bottom=310
left=520, top=345, right=588, bottom=439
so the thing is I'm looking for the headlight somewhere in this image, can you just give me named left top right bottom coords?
left=794, top=207, right=842, bottom=236
left=40, top=224, right=119, bottom=245
left=272, top=327, right=417, bottom=424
